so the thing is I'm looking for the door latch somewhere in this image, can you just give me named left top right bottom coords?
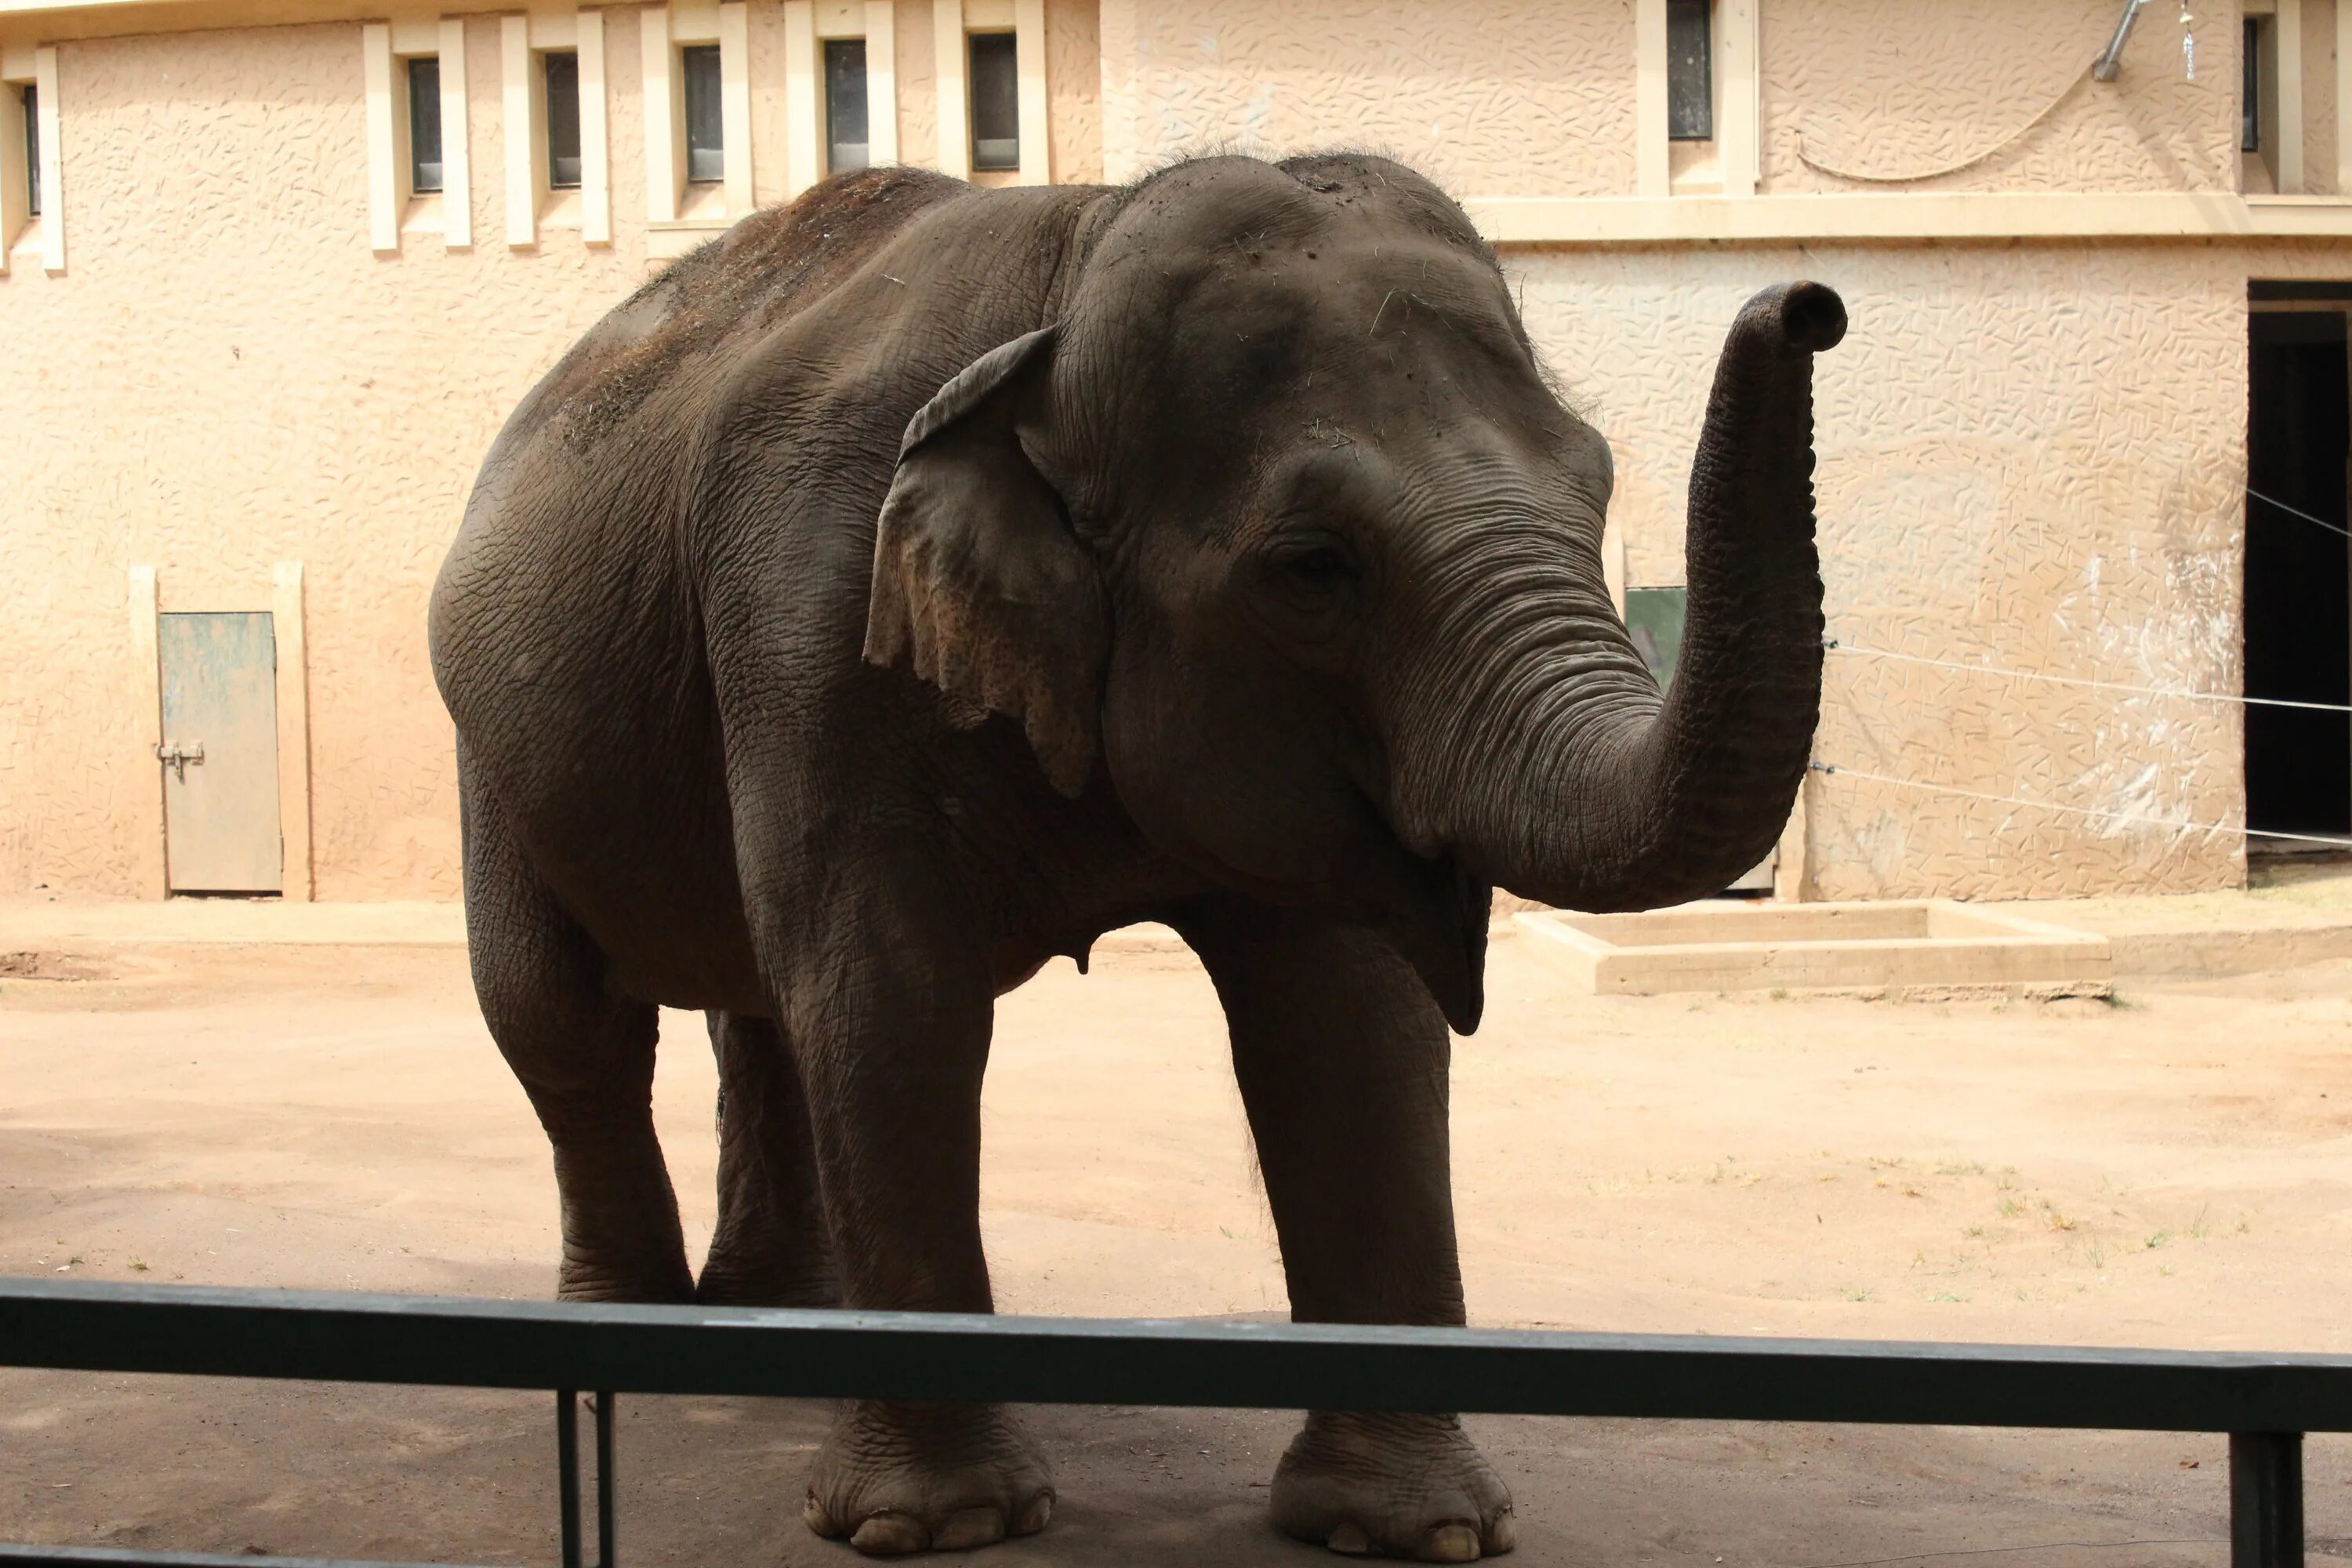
left=156, top=741, right=205, bottom=782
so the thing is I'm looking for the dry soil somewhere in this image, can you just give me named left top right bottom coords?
left=5, top=925, right=2352, bottom=1566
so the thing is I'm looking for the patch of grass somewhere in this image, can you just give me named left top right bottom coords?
left=1928, top=1290, right=1970, bottom=1304
left=2104, top=992, right=2145, bottom=1011
left=2144, top=1231, right=2169, bottom=1251
left=1844, top=1286, right=1876, bottom=1302
left=128, top=1259, right=149, bottom=1272
left=1962, top=1225, right=1987, bottom=1240
left=1998, top=1198, right=2023, bottom=1218
left=1935, top=1161, right=1987, bottom=1177
left=2044, top=1207, right=2078, bottom=1232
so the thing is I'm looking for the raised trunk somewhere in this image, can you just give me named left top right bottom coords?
left=1439, top=281, right=1846, bottom=913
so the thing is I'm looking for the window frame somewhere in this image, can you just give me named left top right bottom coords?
left=20, top=78, right=35, bottom=217
left=1665, top=0, right=1713, bottom=143
left=680, top=42, right=723, bottom=185
left=967, top=29, right=1018, bottom=173
left=406, top=54, right=444, bottom=195
left=823, top=36, right=869, bottom=176
left=544, top=49, right=583, bottom=190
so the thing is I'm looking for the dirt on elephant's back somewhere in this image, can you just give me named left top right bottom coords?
left=564, top=166, right=971, bottom=452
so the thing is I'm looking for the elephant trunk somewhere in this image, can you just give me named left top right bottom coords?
left=1398, top=281, right=1845, bottom=914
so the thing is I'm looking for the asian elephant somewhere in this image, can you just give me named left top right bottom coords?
left=428, top=153, right=1843, bottom=1562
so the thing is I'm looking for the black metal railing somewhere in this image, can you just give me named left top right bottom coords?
left=4, top=1279, right=2348, bottom=1566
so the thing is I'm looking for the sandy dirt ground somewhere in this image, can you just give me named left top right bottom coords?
left=5, top=925, right=2352, bottom=1566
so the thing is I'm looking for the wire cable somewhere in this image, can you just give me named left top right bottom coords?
left=2248, top=485, right=2352, bottom=539
left=1809, top=761, right=2352, bottom=847
left=1824, top=641, right=2352, bottom=713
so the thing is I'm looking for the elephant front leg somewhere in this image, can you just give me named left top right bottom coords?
left=775, top=909, right=1054, bottom=1557
left=1178, top=898, right=1517, bottom=1563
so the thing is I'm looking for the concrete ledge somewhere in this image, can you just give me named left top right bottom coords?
left=1515, top=900, right=2111, bottom=998
left=0, top=898, right=465, bottom=948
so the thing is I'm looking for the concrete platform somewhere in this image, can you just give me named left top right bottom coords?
left=1515, top=900, right=2112, bottom=998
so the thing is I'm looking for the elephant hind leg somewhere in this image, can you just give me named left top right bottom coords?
left=698, top=1010, right=840, bottom=1307
left=460, top=767, right=693, bottom=1304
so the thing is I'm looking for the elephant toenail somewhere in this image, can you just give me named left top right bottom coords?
left=848, top=1511, right=929, bottom=1556
left=1327, top=1523, right=1374, bottom=1555
left=931, top=1506, right=1007, bottom=1551
left=802, top=1491, right=842, bottom=1539
left=1486, top=1508, right=1518, bottom=1555
left=1013, top=1491, right=1055, bottom=1536
left=1417, top=1523, right=1483, bottom=1563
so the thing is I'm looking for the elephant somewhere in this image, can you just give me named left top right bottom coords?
left=428, top=152, right=1844, bottom=1562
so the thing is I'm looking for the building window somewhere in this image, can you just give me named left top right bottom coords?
left=968, top=31, right=1017, bottom=171
left=682, top=42, right=723, bottom=183
left=408, top=56, right=444, bottom=194
left=2243, top=17, right=2262, bottom=153
left=546, top=50, right=582, bottom=189
left=826, top=38, right=869, bottom=174
left=21, top=80, right=36, bottom=216
left=1667, top=0, right=1712, bottom=141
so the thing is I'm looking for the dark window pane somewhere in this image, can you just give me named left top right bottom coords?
left=408, top=56, right=444, bottom=193
left=545, top=51, right=583, bottom=188
left=970, top=31, right=1018, bottom=171
left=826, top=38, right=869, bottom=173
left=22, top=81, right=36, bottom=217
left=683, top=44, right=723, bottom=183
left=2244, top=18, right=2261, bottom=153
left=1667, top=0, right=1712, bottom=141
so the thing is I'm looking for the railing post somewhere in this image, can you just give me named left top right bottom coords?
left=594, top=1392, right=616, bottom=1568
left=2231, top=1431, right=2304, bottom=1568
left=557, top=1389, right=582, bottom=1568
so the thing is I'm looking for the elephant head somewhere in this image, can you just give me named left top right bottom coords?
left=866, top=154, right=1844, bottom=1031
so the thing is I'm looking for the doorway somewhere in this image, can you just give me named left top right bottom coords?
left=2246, top=293, right=2352, bottom=844
left=158, top=610, right=284, bottom=893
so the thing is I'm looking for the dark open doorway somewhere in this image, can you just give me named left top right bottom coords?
left=2245, top=300, right=2351, bottom=843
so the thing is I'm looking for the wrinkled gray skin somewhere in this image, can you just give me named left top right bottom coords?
left=430, top=154, right=1844, bottom=1562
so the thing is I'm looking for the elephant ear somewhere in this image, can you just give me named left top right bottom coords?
left=864, top=325, right=1108, bottom=798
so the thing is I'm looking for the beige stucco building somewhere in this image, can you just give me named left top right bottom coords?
left=5, top=0, right=2352, bottom=904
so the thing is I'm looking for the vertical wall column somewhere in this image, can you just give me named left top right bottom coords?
left=641, top=4, right=679, bottom=221
left=578, top=9, right=612, bottom=242
left=2278, top=0, right=2307, bottom=193
left=502, top=15, right=540, bottom=246
left=33, top=45, right=61, bottom=270
left=782, top=0, right=818, bottom=198
left=271, top=564, right=313, bottom=903
left=438, top=16, right=474, bottom=245
left=363, top=24, right=401, bottom=252
left=718, top=0, right=752, bottom=212
left=933, top=0, right=969, bottom=178
left=1715, top=0, right=1759, bottom=198
left=865, top=0, right=898, bottom=165
left=1013, top=0, right=1047, bottom=184
left=1634, top=0, right=1668, bottom=196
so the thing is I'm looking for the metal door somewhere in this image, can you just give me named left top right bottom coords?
left=158, top=612, right=282, bottom=893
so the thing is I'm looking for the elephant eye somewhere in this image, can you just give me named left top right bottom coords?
left=1274, top=546, right=1358, bottom=590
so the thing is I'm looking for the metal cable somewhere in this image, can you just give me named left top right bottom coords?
left=1809, top=760, right=2352, bottom=847
left=2249, top=485, right=2352, bottom=540
left=1824, top=641, right=2352, bottom=713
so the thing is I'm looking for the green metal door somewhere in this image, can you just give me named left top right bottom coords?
left=158, top=612, right=282, bottom=894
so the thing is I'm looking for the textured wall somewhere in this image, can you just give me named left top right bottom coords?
left=1762, top=0, right=2239, bottom=194
left=2302, top=0, right=2341, bottom=197
left=0, top=0, right=2332, bottom=904
left=1098, top=0, right=1636, bottom=192
left=1511, top=239, right=2352, bottom=900
left=0, top=18, right=657, bottom=898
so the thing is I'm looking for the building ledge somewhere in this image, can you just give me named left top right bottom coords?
left=1465, top=191, right=2352, bottom=246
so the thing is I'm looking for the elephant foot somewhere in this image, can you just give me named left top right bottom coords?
left=1272, top=1412, right=1515, bottom=1563
left=804, top=1400, right=1055, bottom=1555
left=555, top=1247, right=695, bottom=1305
left=694, top=1253, right=840, bottom=1308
